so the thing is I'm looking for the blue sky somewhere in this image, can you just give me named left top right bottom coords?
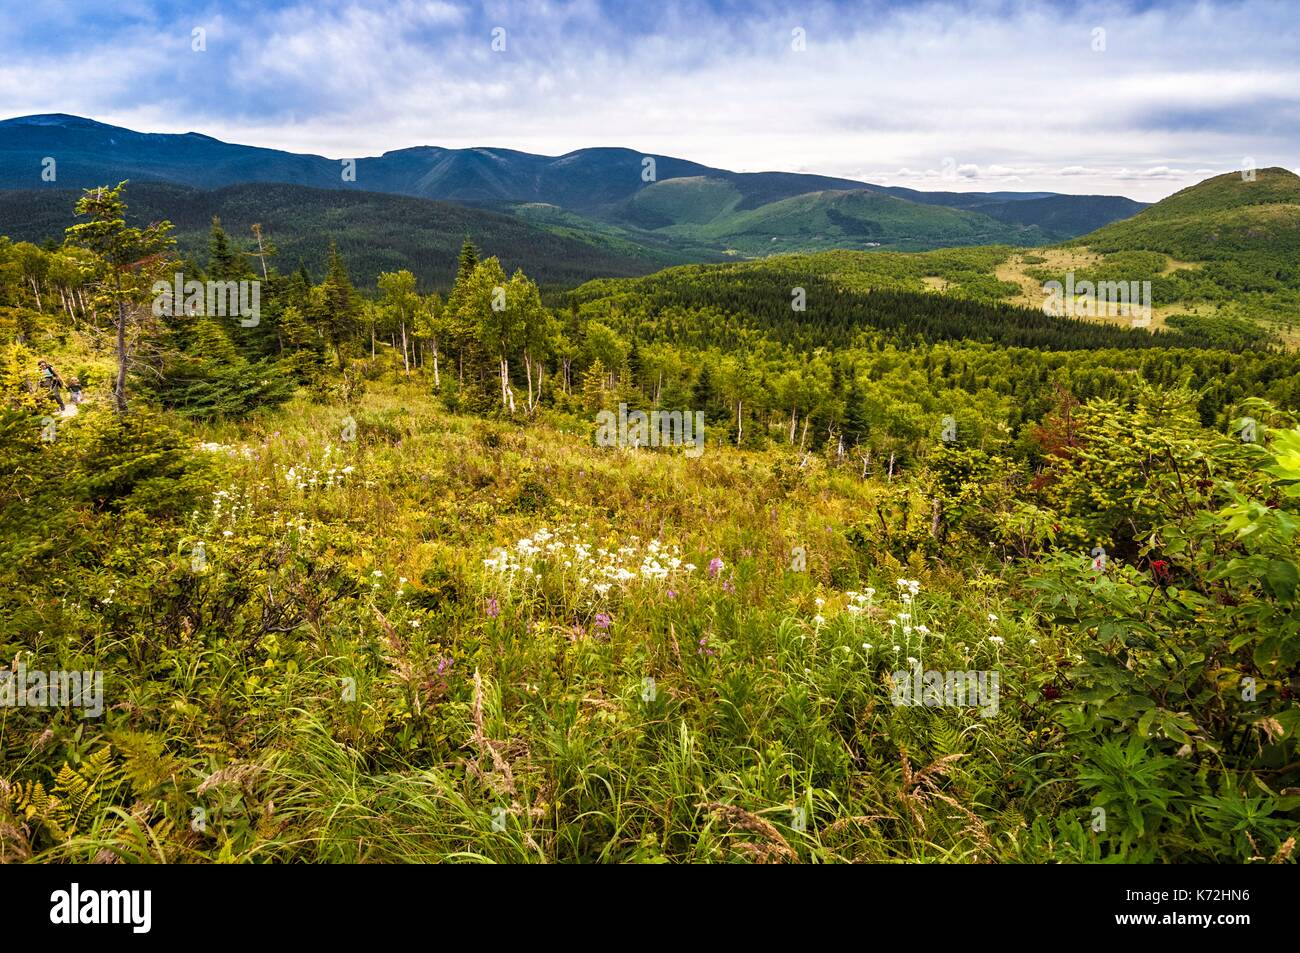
left=1, top=0, right=1297, bottom=199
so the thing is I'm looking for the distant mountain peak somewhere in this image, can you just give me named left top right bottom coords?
left=0, top=113, right=105, bottom=128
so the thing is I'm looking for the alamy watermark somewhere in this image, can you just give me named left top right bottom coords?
left=50, top=883, right=150, bottom=933
left=1042, top=272, right=1151, bottom=327
left=1, top=663, right=103, bottom=717
left=595, top=403, right=705, bottom=457
left=151, top=272, right=261, bottom=327
left=891, top=660, right=999, bottom=717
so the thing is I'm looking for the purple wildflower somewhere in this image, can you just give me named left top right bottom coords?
left=486, top=597, right=500, bottom=618
left=708, top=557, right=724, bottom=579
left=437, top=657, right=452, bottom=677
left=594, top=612, right=612, bottom=630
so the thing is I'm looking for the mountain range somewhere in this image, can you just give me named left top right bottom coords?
left=0, top=114, right=1150, bottom=284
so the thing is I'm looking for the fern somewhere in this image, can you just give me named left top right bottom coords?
left=12, top=746, right=121, bottom=842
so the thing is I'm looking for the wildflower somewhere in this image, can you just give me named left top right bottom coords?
left=667, top=589, right=677, bottom=599
left=813, top=614, right=825, bottom=625
left=722, top=580, right=735, bottom=593
left=708, top=557, right=724, bottom=578
left=594, top=612, right=612, bottom=630
left=989, top=635, right=1004, bottom=645
left=486, top=597, right=500, bottom=618
left=988, top=613, right=998, bottom=623
left=372, top=570, right=384, bottom=578
left=896, top=578, right=920, bottom=597
left=410, top=620, right=421, bottom=628
left=436, top=657, right=452, bottom=677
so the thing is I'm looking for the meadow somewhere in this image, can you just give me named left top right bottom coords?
left=3, top=365, right=1298, bottom=863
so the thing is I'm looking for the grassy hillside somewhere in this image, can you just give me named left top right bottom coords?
left=508, top=200, right=723, bottom=266
left=619, top=176, right=745, bottom=228
left=697, top=190, right=1037, bottom=253
left=613, top=184, right=1045, bottom=254
left=1075, top=167, right=1300, bottom=259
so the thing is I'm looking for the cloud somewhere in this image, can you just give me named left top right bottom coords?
left=0, top=0, right=1296, bottom=201
left=1114, top=166, right=1190, bottom=180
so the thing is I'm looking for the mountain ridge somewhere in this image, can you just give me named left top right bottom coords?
left=0, top=114, right=1147, bottom=252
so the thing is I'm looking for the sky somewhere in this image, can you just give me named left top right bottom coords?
left=0, top=0, right=1297, bottom=201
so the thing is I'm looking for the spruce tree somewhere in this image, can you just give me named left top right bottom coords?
left=316, top=242, right=358, bottom=368
left=456, top=237, right=479, bottom=281
left=843, top=369, right=869, bottom=446
left=691, top=364, right=720, bottom=422
left=207, top=217, right=249, bottom=280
